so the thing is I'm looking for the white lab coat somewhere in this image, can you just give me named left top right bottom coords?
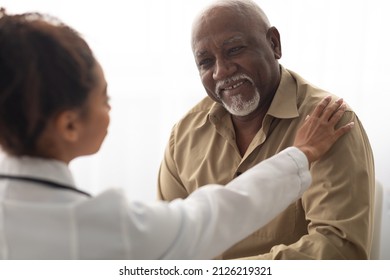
left=0, top=147, right=310, bottom=259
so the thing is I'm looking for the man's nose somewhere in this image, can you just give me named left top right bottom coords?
left=213, top=58, right=236, bottom=80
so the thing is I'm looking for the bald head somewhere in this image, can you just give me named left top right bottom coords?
left=191, top=0, right=271, bottom=50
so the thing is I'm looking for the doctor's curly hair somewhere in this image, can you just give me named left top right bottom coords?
left=0, top=8, right=97, bottom=156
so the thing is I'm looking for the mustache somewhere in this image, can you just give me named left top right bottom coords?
left=215, top=74, right=254, bottom=98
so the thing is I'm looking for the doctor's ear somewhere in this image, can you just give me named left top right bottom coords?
left=267, top=26, right=282, bottom=59
left=54, top=110, right=83, bottom=142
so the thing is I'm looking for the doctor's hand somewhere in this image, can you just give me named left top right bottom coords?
left=294, top=96, right=354, bottom=164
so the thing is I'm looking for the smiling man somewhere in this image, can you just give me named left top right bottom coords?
left=157, top=0, right=375, bottom=259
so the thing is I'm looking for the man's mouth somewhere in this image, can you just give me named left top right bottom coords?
left=216, top=74, right=254, bottom=98
left=223, top=80, right=246, bottom=90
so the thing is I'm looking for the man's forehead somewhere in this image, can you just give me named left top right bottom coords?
left=223, top=35, right=245, bottom=45
left=194, top=34, right=245, bottom=56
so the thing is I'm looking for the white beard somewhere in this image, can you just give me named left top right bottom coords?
left=221, top=88, right=261, bottom=117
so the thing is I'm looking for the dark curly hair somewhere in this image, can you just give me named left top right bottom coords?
left=0, top=8, right=96, bottom=156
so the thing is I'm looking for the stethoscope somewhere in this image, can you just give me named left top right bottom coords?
left=0, top=174, right=91, bottom=197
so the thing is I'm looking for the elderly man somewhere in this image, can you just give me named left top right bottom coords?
left=158, top=0, right=375, bottom=259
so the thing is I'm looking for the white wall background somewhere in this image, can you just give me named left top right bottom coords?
left=2, top=0, right=389, bottom=204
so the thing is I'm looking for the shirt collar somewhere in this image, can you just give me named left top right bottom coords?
left=267, top=66, right=299, bottom=119
left=208, top=101, right=228, bottom=125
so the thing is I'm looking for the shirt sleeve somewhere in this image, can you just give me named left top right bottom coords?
left=116, top=147, right=312, bottom=259
left=157, top=126, right=189, bottom=200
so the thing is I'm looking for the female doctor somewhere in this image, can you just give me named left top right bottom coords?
left=0, top=9, right=353, bottom=259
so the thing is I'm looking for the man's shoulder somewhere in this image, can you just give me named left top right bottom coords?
left=284, top=68, right=342, bottom=108
left=167, top=97, right=220, bottom=142
left=286, top=68, right=336, bottom=98
left=186, top=96, right=216, bottom=115
left=175, top=96, right=215, bottom=125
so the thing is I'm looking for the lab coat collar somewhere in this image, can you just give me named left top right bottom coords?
left=0, top=154, right=77, bottom=189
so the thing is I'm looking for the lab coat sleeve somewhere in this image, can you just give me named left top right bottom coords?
left=77, top=147, right=311, bottom=259
left=162, top=147, right=311, bottom=259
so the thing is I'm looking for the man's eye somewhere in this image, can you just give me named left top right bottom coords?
left=228, top=46, right=244, bottom=55
left=198, top=58, right=213, bottom=68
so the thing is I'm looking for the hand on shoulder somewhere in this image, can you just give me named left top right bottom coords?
left=294, top=96, right=354, bottom=163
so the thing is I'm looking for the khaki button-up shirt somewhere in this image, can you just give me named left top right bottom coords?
left=158, top=67, right=375, bottom=259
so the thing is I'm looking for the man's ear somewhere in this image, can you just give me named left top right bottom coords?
left=267, top=26, right=282, bottom=59
left=54, top=110, right=82, bottom=143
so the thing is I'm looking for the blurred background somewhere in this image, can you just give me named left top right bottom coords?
left=2, top=0, right=389, bottom=204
